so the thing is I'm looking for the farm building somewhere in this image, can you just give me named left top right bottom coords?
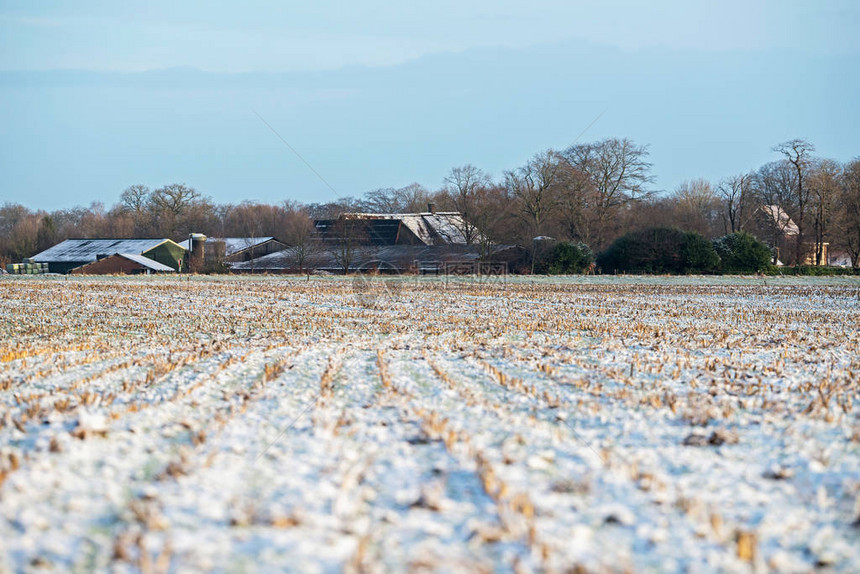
left=314, top=206, right=476, bottom=247
left=177, top=237, right=287, bottom=263
left=69, top=253, right=176, bottom=275
left=756, top=205, right=830, bottom=265
left=230, top=243, right=528, bottom=274
left=30, top=238, right=187, bottom=274
left=233, top=207, right=521, bottom=274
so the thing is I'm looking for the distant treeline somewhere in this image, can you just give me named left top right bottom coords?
left=1, top=137, right=858, bottom=269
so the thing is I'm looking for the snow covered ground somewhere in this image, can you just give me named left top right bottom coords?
left=0, top=275, right=858, bottom=573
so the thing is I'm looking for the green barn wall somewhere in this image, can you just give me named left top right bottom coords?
left=143, top=241, right=186, bottom=271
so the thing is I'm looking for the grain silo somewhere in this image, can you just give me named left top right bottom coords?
left=188, top=233, right=207, bottom=272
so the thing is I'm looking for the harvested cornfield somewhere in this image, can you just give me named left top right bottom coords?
left=0, top=275, right=859, bottom=572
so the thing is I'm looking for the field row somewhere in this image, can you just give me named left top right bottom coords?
left=0, top=276, right=858, bottom=572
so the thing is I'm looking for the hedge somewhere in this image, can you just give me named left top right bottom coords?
left=597, top=228, right=719, bottom=274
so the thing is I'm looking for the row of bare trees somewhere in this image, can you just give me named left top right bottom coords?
left=0, top=184, right=314, bottom=266
left=436, top=139, right=859, bottom=266
left=641, top=141, right=860, bottom=266
left=432, top=138, right=859, bottom=266
left=2, top=137, right=859, bottom=268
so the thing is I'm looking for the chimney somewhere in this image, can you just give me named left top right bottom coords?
left=427, top=203, right=436, bottom=215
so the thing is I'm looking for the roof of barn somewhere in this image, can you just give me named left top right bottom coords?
left=115, top=253, right=176, bottom=272
left=319, top=211, right=472, bottom=245
left=31, top=238, right=180, bottom=263
left=230, top=243, right=523, bottom=272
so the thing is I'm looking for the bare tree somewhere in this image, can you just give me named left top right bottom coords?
left=753, top=161, right=797, bottom=210
left=119, top=184, right=152, bottom=235
left=773, top=139, right=816, bottom=264
left=671, top=178, right=722, bottom=237
left=361, top=188, right=404, bottom=213
left=326, top=218, right=369, bottom=274
left=808, top=159, right=841, bottom=265
left=562, top=137, right=654, bottom=250
left=283, top=208, right=320, bottom=275
left=2, top=209, right=41, bottom=261
left=555, top=166, right=595, bottom=245
left=505, top=150, right=565, bottom=238
left=359, top=183, right=431, bottom=214
left=306, top=197, right=364, bottom=220
left=105, top=205, right=135, bottom=237
left=148, top=183, right=204, bottom=237
left=397, top=183, right=434, bottom=213
left=149, top=183, right=201, bottom=216
left=717, top=173, right=754, bottom=234
left=228, top=202, right=265, bottom=239
left=120, top=184, right=150, bottom=212
left=505, top=151, right=568, bottom=271
left=837, top=158, right=860, bottom=267
left=443, top=164, right=490, bottom=244
left=752, top=160, right=799, bottom=263
left=469, top=184, right=518, bottom=260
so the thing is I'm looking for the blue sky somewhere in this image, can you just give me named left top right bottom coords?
left=1, top=1, right=858, bottom=209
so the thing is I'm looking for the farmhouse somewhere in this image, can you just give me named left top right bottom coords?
left=30, top=238, right=187, bottom=274
left=756, top=205, right=829, bottom=265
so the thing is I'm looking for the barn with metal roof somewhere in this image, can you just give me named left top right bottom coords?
left=31, top=238, right=187, bottom=274
left=230, top=243, right=528, bottom=274
left=314, top=208, right=477, bottom=247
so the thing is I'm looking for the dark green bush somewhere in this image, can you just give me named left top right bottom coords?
left=681, top=233, right=721, bottom=274
left=535, top=241, right=593, bottom=274
left=597, top=228, right=720, bottom=274
left=712, top=232, right=772, bottom=274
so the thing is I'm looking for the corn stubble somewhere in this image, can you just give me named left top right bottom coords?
left=0, top=275, right=858, bottom=572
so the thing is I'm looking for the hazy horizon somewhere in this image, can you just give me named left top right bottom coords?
left=2, top=1, right=858, bottom=210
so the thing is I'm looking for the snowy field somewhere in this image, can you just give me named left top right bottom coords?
left=1, top=275, right=859, bottom=573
